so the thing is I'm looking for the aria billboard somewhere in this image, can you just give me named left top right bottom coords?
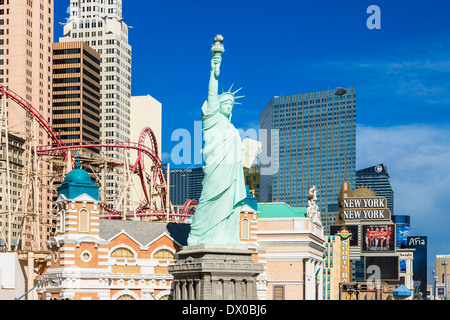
left=362, top=224, right=396, bottom=253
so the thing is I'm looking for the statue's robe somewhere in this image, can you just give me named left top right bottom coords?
left=187, top=100, right=246, bottom=246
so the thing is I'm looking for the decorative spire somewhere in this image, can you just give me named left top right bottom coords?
left=75, top=153, right=81, bottom=169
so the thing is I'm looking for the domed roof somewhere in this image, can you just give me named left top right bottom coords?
left=64, top=162, right=93, bottom=185
left=57, top=160, right=99, bottom=201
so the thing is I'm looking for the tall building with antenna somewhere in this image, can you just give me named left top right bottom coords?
left=59, top=0, right=132, bottom=205
left=260, top=87, right=356, bottom=233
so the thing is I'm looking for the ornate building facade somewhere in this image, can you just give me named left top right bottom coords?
left=256, top=202, right=325, bottom=300
left=38, top=164, right=324, bottom=300
left=39, top=163, right=189, bottom=300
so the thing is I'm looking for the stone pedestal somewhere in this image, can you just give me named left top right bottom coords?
left=169, top=245, right=263, bottom=300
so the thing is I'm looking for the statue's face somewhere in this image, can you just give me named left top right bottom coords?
left=219, top=99, right=234, bottom=117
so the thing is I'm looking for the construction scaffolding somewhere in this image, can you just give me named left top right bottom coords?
left=0, top=85, right=197, bottom=257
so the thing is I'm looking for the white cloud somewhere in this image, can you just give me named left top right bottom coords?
left=295, top=36, right=450, bottom=107
left=161, top=151, right=171, bottom=163
left=357, top=124, right=450, bottom=270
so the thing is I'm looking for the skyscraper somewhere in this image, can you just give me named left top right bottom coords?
left=130, top=95, right=162, bottom=158
left=129, top=95, right=162, bottom=208
left=355, top=163, right=394, bottom=214
left=59, top=0, right=132, bottom=204
left=0, top=0, right=54, bottom=250
left=168, top=167, right=204, bottom=206
left=244, top=164, right=260, bottom=202
left=52, top=41, right=101, bottom=157
left=260, top=87, right=356, bottom=232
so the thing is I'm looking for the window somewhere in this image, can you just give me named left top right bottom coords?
left=81, top=250, right=92, bottom=263
left=273, top=286, right=285, bottom=300
left=111, top=247, right=134, bottom=259
left=153, top=249, right=175, bottom=260
left=79, top=209, right=89, bottom=232
left=241, top=218, right=249, bottom=240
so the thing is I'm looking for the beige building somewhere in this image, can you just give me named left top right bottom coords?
left=129, top=95, right=162, bottom=208
left=435, top=254, right=450, bottom=300
left=256, top=202, right=324, bottom=300
left=397, top=248, right=415, bottom=293
left=130, top=95, right=162, bottom=159
left=0, top=0, right=54, bottom=251
left=323, top=234, right=343, bottom=300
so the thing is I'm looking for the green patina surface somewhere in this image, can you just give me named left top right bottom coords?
left=57, top=161, right=99, bottom=201
left=257, top=202, right=307, bottom=219
left=187, top=36, right=247, bottom=246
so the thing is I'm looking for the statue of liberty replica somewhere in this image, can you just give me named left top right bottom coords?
left=187, top=35, right=247, bottom=246
left=169, top=35, right=263, bottom=300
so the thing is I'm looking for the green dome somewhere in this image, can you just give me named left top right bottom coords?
left=64, top=163, right=93, bottom=184
left=58, top=162, right=99, bottom=201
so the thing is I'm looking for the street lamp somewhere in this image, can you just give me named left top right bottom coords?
left=15, top=279, right=61, bottom=300
left=432, top=269, right=438, bottom=300
left=442, top=261, right=448, bottom=300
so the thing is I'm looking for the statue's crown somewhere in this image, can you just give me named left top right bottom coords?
left=219, top=84, right=244, bottom=105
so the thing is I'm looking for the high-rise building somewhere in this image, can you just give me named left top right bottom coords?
left=130, top=95, right=162, bottom=158
left=0, top=0, right=54, bottom=251
left=129, top=95, right=162, bottom=208
left=408, top=236, right=428, bottom=299
left=59, top=0, right=132, bottom=204
left=260, top=87, right=356, bottom=233
left=355, top=163, right=394, bottom=214
left=244, top=164, right=260, bottom=202
left=52, top=41, right=101, bottom=157
left=168, top=167, right=204, bottom=206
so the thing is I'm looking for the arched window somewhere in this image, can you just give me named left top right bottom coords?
left=117, top=294, right=135, bottom=300
left=79, top=209, right=89, bottom=232
left=241, top=218, right=250, bottom=240
left=79, top=20, right=83, bottom=29
left=153, top=249, right=175, bottom=260
left=111, top=247, right=134, bottom=259
left=92, top=20, right=97, bottom=28
left=85, top=20, right=90, bottom=28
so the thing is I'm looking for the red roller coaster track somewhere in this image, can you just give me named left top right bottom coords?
left=0, top=84, right=196, bottom=220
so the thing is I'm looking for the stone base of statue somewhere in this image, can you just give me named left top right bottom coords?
left=169, top=244, right=263, bottom=300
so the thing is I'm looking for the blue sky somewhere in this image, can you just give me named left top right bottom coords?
left=54, top=0, right=450, bottom=284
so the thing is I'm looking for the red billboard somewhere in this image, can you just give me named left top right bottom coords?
left=362, top=224, right=395, bottom=253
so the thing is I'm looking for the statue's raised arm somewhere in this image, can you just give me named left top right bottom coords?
left=205, top=35, right=225, bottom=114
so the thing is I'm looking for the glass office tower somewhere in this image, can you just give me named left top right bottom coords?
left=260, top=87, right=356, bottom=233
left=355, top=164, right=394, bottom=214
left=168, top=167, right=204, bottom=206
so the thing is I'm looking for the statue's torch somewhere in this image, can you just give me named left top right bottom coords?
left=211, top=34, right=225, bottom=78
